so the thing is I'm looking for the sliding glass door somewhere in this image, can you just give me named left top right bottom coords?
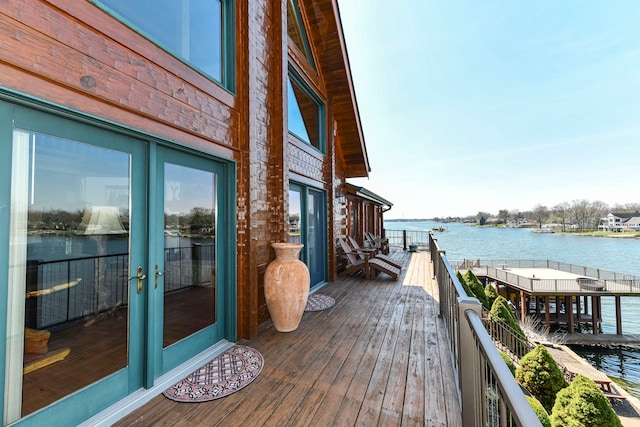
left=288, top=183, right=327, bottom=288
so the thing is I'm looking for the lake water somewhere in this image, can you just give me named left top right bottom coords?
left=385, top=220, right=640, bottom=397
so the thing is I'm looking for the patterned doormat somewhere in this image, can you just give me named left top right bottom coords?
left=163, top=345, right=263, bottom=403
left=304, top=293, right=336, bottom=312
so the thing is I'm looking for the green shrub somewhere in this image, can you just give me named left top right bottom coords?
left=515, top=344, right=568, bottom=412
left=489, top=296, right=524, bottom=339
left=550, top=375, right=621, bottom=427
left=499, top=350, right=516, bottom=376
left=463, top=270, right=490, bottom=309
left=489, top=296, right=527, bottom=357
left=456, top=271, right=473, bottom=298
left=484, top=282, right=499, bottom=308
left=527, top=395, right=551, bottom=427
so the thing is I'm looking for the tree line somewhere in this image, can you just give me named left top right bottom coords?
left=473, top=200, right=640, bottom=231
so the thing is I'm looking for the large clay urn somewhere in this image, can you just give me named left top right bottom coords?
left=264, top=243, right=310, bottom=332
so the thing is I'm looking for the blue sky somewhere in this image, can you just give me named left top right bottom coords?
left=339, top=1, right=640, bottom=219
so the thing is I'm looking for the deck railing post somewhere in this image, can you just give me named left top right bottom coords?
left=402, top=230, right=407, bottom=251
left=458, top=296, right=483, bottom=427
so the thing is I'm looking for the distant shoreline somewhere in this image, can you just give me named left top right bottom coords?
left=385, top=219, right=640, bottom=238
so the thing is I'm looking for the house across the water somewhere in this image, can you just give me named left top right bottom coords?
left=600, top=212, right=640, bottom=232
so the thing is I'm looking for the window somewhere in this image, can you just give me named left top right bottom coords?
left=287, top=0, right=315, bottom=69
left=287, top=72, right=325, bottom=152
left=92, top=0, right=234, bottom=87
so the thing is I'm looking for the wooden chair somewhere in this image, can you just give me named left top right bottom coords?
left=365, top=232, right=389, bottom=255
left=338, top=238, right=368, bottom=277
left=339, top=238, right=400, bottom=281
left=347, top=236, right=401, bottom=270
left=368, top=257, right=401, bottom=281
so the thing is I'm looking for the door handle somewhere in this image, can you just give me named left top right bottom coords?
left=130, top=266, right=146, bottom=294
left=154, top=264, right=163, bottom=289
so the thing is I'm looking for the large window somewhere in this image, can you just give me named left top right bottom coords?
left=92, top=0, right=234, bottom=87
left=287, top=0, right=315, bottom=69
left=287, top=72, right=325, bottom=152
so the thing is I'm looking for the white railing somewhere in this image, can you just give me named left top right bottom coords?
left=430, top=235, right=542, bottom=427
left=452, top=260, right=640, bottom=294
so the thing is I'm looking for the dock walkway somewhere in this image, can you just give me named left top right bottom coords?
left=561, top=333, right=640, bottom=346
left=546, top=345, right=627, bottom=400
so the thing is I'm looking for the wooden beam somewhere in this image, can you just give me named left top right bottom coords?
left=566, top=296, right=574, bottom=334
left=592, top=296, right=599, bottom=335
left=616, top=296, right=623, bottom=335
left=545, top=296, right=550, bottom=333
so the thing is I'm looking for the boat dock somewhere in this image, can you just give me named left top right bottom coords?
left=560, top=333, right=640, bottom=346
left=457, top=260, right=640, bottom=336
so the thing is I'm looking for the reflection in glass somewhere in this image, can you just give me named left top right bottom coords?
left=287, top=0, right=315, bottom=68
left=163, top=163, right=217, bottom=348
left=287, top=77, right=323, bottom=151
left=307, top=189, right=326, bottom=286
left=289, top=189, right=301, bottom=244
left=8, top=130, right=130, bottom=419
left=97, top=0, right=223, bottom=81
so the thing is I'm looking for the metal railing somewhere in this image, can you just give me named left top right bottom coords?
left=453, top=259, right=640, bottom=294
left=26, top=243, right=214, bottom=330
left=384, top=228, right=431, bottom=250
left=430, top=234, right=541, bottom=427
left=484, top=318, right=534, bottom=361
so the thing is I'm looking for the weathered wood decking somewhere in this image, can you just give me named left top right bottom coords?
left=114, top=250, right=461, bottom=426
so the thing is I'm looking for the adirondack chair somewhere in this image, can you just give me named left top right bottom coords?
left=338, top=238, right=369, bottom=278
left=368, top=257, right=401, bottom=281
left=365, top=232, right=389, bottom=255
left=339, top=238, right=400, bottom=281
left=347, top=236, right=402, bottom=270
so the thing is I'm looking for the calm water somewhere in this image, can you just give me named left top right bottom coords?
left=385, top=221, right=640, bottom=397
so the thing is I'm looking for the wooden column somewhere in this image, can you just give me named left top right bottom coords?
left=584, top=296, right=589, bottom=316
left=592, top=295, right=599, bottom=335
left=615, top=296, right=623, bottom=335
left=520, top=292, right=527, bottom=323
left=566, top=295, right=574, bottom=334
left=545, top=296, right=550, bottom=333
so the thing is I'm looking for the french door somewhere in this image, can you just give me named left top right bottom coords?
left=289, top=183, right=327, bottom=288
left=3, top=103, right=231, bottom=426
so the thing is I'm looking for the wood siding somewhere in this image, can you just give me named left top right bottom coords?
left=1, top=0, right=363, bottom=339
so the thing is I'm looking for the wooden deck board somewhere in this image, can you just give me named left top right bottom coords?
left=114, top=250, right=462, bottom=426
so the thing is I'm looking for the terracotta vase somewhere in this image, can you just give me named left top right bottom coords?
left=264, top=243, right=310, bottom=332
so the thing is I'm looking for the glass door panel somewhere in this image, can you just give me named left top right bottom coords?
left=287, top=183, right=326, bottom=287
left=288, top=188, right=302, bottom=245
left=155, top=147, right=225, bottom=374
left=307, top=189, right=326, bottom=286
left=162, top=163, right=217, bottom=348
left=8, top=130, right=134, bottom=420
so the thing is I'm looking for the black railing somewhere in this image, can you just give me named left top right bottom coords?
left=384, top=229, right=430, bottom=251
left=26, top=243, right=215, bottom=330
left=26, top=254, right=128, bottom=330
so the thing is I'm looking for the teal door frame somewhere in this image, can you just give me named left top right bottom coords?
left=152, top=145, right=232, bottom=377
left=0, top=94, right=237, bottom=426
left=290, top=182, right=327, bottom=288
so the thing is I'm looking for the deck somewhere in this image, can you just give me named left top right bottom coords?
left=114, top=250, right=462, bottom=426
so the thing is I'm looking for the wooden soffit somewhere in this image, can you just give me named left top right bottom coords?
left=301, top=0, right=370, bottom=178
